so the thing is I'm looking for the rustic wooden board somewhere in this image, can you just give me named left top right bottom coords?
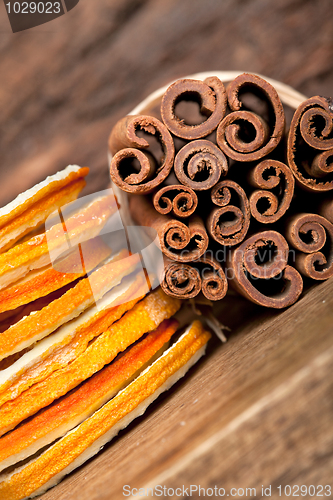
left=40, top=278, right=333, bottom=500
left=0, top=1, right=332, bottom=498
left=0, top=0, right=333, bottom=207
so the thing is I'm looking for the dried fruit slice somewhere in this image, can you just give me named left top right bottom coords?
left=0, top=252, right=141, bottom=402
left=0, top=236, right=112, bottom=314
left=0, top=318, right=179, bottom=473
left=0, top=193, right=118, bottom=291
left=0, top=165, right=89, bottom=252
left=0, top=288, right=181, bottom=435
left=0, top=321, right=210, bottom=500
left=0, top=250, right=139, bottom=364
left=0, top=271, right=149, bottom=407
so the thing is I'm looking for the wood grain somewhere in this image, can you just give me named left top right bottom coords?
left=39, top=279, right=333, bottom=500
left=0, top=0, right=332, bottom=205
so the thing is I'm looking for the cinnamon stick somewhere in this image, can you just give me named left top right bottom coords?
left=161, top=259, right=201, bottom=299
left=109, top=115, right=175, bottom=194
left=174, top=140, right=228, bottom=190
left=216, top=73, right=285, bottom=161
left=161, top=77, right=227, bottom=140
left=207, top=180, right=250, bottom=246
left=129, top=195, right=209, bottom=262
left=226, top=230, right=303, bottom=308
left=248, top=159, right=295, bottom=224
left=195, top=255, right=228, bottom=301
left=161, top=255, right=227, bottom=301
left=287, top=96, right=333, bottom=192
left=108, top=73, right=333, bottom=307
left=285, top=213, right=333, bottom=280
left=153, top=185, right=198, bottom=218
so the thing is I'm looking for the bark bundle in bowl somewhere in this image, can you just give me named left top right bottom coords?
left=109, top=72, right=333, bottom=308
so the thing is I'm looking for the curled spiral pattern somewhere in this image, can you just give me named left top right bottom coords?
left=109, top=115, right=175, bottom=194
left=216, top=73, right=285, bottom=162
left=285, top=213, right=333, bottom=280
left=226, top=230, right=303, bottom=308
left=161, top=255, right=227, bottom=301
left=287, top=96, right=333, bottom=191
left=129, top=195, right=208, bottom=263
left=161, top=76, right=227, bottom=140
left=248, top=159, right=295, bottom=224
left=153, top=185, right=198, bottom=218
left=174, top=140, right=228, bottom=191
left=207, top=180, right=250, bottom=246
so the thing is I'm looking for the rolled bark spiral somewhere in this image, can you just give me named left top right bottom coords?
left=129, top=195, right=209, bottom=262
left=207, top=180, right=250, bottom=246
left=161, top=77, right=227, bottom=140
left=161, top=259, right=201, bottom=299
left=161, top=255, right=227, bottom=301
left=174, top=140, right=228, bottom=191
left=287, top=96, right=333, bottom=191
left=109, top=115, right=175, bottom=194
left=248, top=159, right=295, bottom=224
left=285, top=213, right=333, bottom=280
left=216, top=73, right=285, bottom=162
left=226, top=230, right=303, bottom=308
left=153, top=185, right=198, bottom=218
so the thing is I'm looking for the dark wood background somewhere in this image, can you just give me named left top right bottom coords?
left=0, top=1, right=332, bottom=498
left=0, top=0, right=332, bottom=206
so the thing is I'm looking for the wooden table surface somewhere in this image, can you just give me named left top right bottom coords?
left=0, top=1, right=332, bottom=498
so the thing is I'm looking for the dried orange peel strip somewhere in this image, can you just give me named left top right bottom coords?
left=0, top=288, right=181, bottom=435
left=0, top=165, right=89, bottom=252
left=0, top=321, right=210, bottom=500
left=0, top=252, right=141, bottom=401
left=0, top=272, right=149, bottom=407
left=0, top=236, right=112, bottom=314
left=0, top=318, right=179, bottom=473
left=0, top=193, right=117, bottom=290
left=0, top=250, right=139, bottom=364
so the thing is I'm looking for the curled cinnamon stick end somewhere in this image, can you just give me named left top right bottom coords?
left=285, top=213, right=333, bottom=280
left=161, top=77, right=227, bottom=140
left=207, top=180, right=250, bottom=246
left=196, top=255, right=228, bottom=301
left=129, top=195, right=209, bottom=262
left=160, top=255, right=227, bottom=301
left=161, top=259, right=201, bottom=299
left=174, top=140, right=228, bottom=191
left=216, top=73, right=285, bottom=161
left=248, top=159, right=295, bottom=224
left=226, top=230, right=303, bottom=308
left=109, top=115, right=175, bottom=194
left=153, top=185, right=198, bottom=218
left=287, top=96, right=333, bottom=191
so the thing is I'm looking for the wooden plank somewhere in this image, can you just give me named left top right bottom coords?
left=40, top=278, right=333, bottom=500
left=0, top=0, right=332, bottom=206
left=1, top=1, right=332, bottom=498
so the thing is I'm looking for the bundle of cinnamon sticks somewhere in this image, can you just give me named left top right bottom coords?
left=109, top=73, right=333, bottom=309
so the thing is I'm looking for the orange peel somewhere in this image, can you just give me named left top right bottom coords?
left=0, top=193, right=118, bottom=291
left=0, top=321, right=210, bottom=500
left=0, top=165, right=89, bottom=252
left=0, top=251, right=141, bottom=399
left=0, top=318, right=179, bottom=472
left=0, top=236, right=112, bottom=314
left=0, top=271, right=149, bottom=407
left=0, top=288, right=181, bottom=435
